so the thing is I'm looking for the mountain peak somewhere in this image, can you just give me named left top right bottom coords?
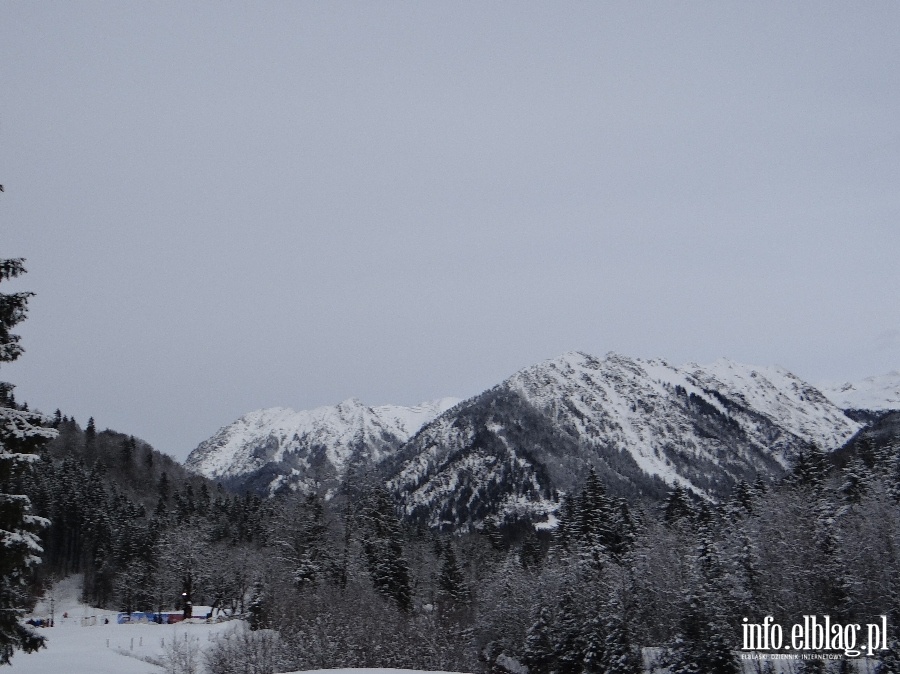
left=185, top=351, right=876, bottom=530
left=185, top=396, right=458, bottom=494
left=820, top=371, right=900, bottom=411
left=388, top=350, right=862, bottom=530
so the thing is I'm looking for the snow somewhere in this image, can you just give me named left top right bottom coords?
left=819, top=371, right=900, bottom=411
left=374, top=398, right=461, bottom=437
left=186, top=397, right=460, bottom=482
left=9, top=575, right=233, bottom=673
left=507, top=351, right=861, bottom=497
left=685, top=358, right=861, bottom=451
left=301, top=670, right=465, bottom=674
left=392, top=349, right=864, bottom=522
left=10, top=579, right=473, bottom=674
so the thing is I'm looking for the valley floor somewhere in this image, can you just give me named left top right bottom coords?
left=9, top=577, right=883, bottom=674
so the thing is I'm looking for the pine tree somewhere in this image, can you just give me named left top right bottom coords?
left=360, top=488, right=412, bottom=612
left=600, top=598, right=642, bottom=674
left=554, top=494, right=579, bottom=553
left=119, top=436, right=134, bottom=471
left=437, top=543, right=469, bottom=608
left=157, top=471, right=170, bottom=502
left=663, top=485, right=695, bottom=524
left=274, top=492, right=331, bottom=588
left=553, top=591, right=585, bottom=674
left=788, top=446, right=829, bottom=491
left=84, top=417, right=96, bottom=445
left=522, top=606, right=555, bottom=674
left=663, top=510, right=740, bottom=674
left=724, top=480, right=755, bottom=520
left=0, top=258, right=57, bottom=665
left=581, top=610, right=605, bottom=674
left=840, top=457, right=870, bottom=504
left=246, top=579, right=268, bottom=630
left=662, top=594, right=739, bottom=674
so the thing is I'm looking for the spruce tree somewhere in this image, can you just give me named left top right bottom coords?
left=522, top=606, right=555, bottom=674
left=553, top=591, right=585, bottom=674
left=840, top=457, right=869, bottom=504
left=581, top=610, right=605, bottom=674
left=0, top=258, right=57, bottom=665
left=663, top=485, right=695, bottom=524
left=663, top=510, right=740, bottom=674
left=360, top=488, right=412, bottom=612
left=600, top=599, right=642, bottom=674
left=438, top=543, right=469, bottom=608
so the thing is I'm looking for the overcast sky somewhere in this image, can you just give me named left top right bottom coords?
left=3, top=2, right=899, bottom=461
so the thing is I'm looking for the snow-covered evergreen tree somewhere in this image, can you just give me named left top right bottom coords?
left=0, top=258, right=57, bottom=665
left=437, top=542, right=469, bottom=609
left=662, top=508, right=740, bottom=674
left=522, top=605, right=555, bottom=674
left=663, top=485, right=695, bottom=524
left=552, top=590, right=585, bottom=674
left=599, top=599, right=642, bottom=674
left=840, top=456, right=870, bottom=505
left=360, top=488, right=412, bottom=612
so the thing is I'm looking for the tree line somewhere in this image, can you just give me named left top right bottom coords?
left=13, top=426, right=900, bottom=673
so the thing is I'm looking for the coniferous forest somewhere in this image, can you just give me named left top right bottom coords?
left=7, top=411, right=900, bottom=673
left=4, top=259, right=900, bottom=673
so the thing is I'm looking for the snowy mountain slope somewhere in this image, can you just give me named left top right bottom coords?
left=186, top=351, right=863, bottom=529
left=819, top=371, right=900, bottom=412
left=680, top=358, right=860, bottom=452
left=385, top=386, right=573, bottom=529
left=185, top=397, right=459, bottom=494
left=387, top=352, right=861, bottom=529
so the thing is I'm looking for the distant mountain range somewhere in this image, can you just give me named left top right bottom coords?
left=819, top=371, right=900, bottom=412
left=185, top=352, right=898, bottom=529
left=185, top=397, right=460, bottom=496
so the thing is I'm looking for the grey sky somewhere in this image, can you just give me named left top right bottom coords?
left=3, top=2, right=899, bottom=461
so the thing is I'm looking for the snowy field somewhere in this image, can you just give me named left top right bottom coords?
left=8, top=575, right=236, bottom=673
left=9, top=578, right=468, bottom=674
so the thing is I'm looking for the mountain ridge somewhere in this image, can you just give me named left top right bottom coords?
left=819, top=371, right=900, bottom=412
left=185, top=351, right=893, bottom=528
left=185, top=396, right=460, bottom=494
left=385, top=351, right=862, bottom=528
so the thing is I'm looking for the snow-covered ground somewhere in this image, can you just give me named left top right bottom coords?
left=11, top=577, right=881, bottom=673
left=11, top=577, right=470, bottom=674
left=9, top=575, right=234, bottom=673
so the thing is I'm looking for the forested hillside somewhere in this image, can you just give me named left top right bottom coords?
left=11, top=411, right=270, bottom=613
left=11, top=410, right=900, bottom=672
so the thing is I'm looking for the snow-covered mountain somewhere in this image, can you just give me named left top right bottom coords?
left=386, top=352, right=861, bottom=529
left=187, top=351, right=865, bottom=530
left=185, top=397, right=460, bottom=495
left=819, top=371, right=900, bottom=412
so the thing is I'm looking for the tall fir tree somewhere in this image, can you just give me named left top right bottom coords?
left=0, top=258, right=57, bottom=665
left=522, top=606, right=555, bottom=674
left=360, top=488, right=412, bottom=612
left=437, top=542, right=469, bottom=609
left=600, top=598, right=643, bottom=674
